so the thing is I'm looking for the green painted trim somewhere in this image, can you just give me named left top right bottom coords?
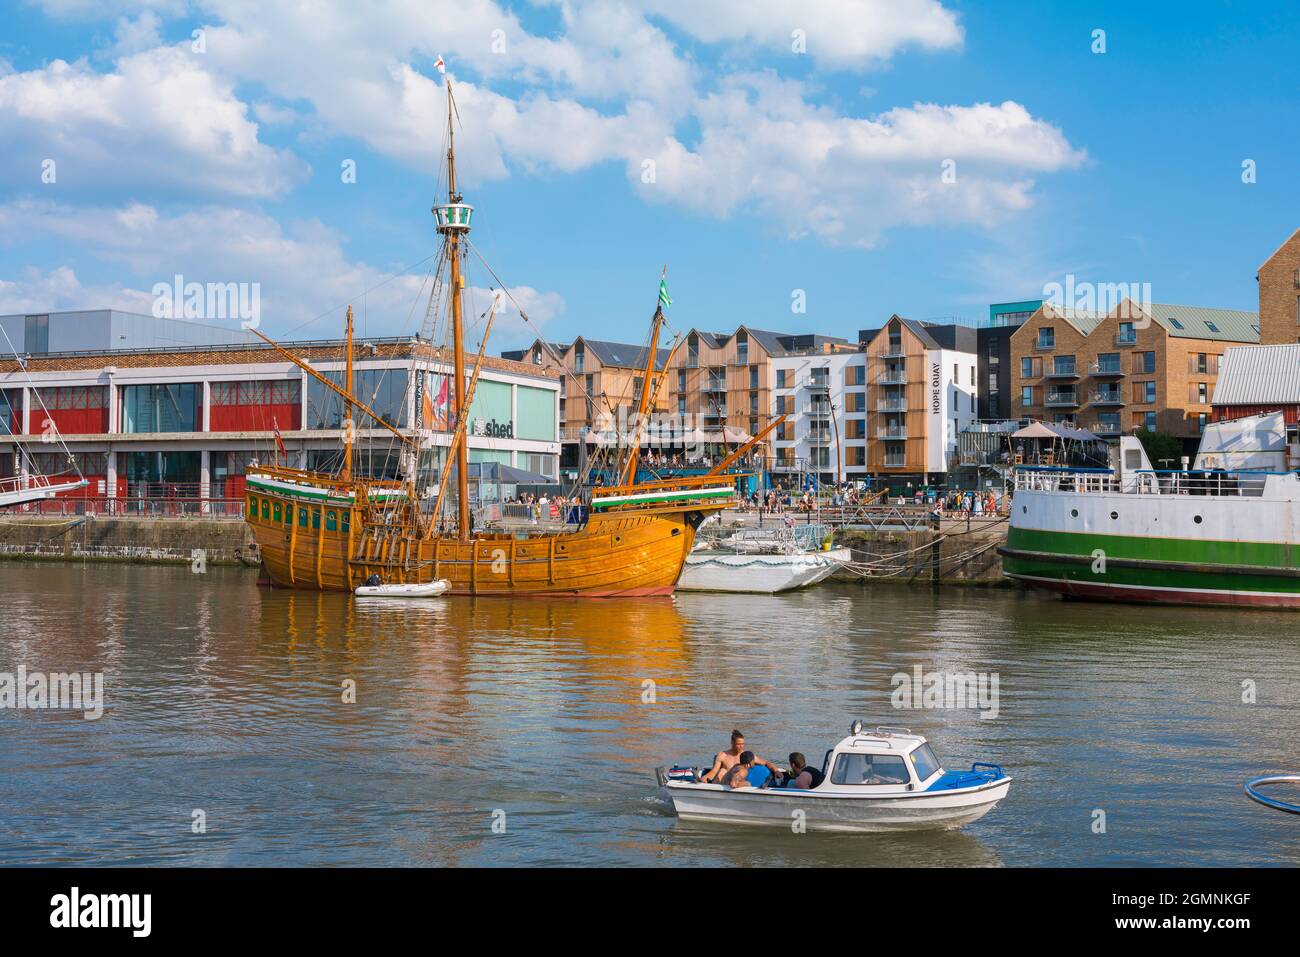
left=1003, top=527, right=1300, bottom=595
left=591, top=486, right=733, bottom=509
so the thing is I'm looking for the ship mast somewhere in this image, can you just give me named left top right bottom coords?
left=433, top=71, right=474, bottom=541
left=343, top=305, right=354, bottom=481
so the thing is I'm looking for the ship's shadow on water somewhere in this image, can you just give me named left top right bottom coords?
left=2, top=566, right=1300, bottom=866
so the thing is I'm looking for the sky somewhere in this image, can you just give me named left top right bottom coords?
left=0, top=0, right=1297, bottom=352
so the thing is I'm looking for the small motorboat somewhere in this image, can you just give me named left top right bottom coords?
left=354, top=578, right=451, bottom=598
left=677, top=522, right=852, bottom=594
left=656, top=723, right=1011, bottom=832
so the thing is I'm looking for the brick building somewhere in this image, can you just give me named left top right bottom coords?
left=1010, top=301, right=1258, bottom=445
left=1257, top=228, right=1300, bottom=345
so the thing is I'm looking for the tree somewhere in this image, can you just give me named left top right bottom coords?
left=1133, top=429, right=1184, bottom=468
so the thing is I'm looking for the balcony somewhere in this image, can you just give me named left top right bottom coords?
left=1033, top=338, right=1056, bottom=352
left=877, top=370, right=908, bottom=385
left=808, top=404, right=832, bottom=418
left=877, top=400, right=908, bottom=413
left=1095, top=421, right=1122, bottom=436
left=1091, top=360, right=1125, bottom=378
left=1045, top=391, right=1079, bottom=408
left=1090, top=390, right=1125, bottom=407
left=772, top=459, right=800, bottom=472
left=704, top=379, right=727, bottom=393
left=880, top=343, right=905, bottom=359
left=1045, top=363, right=1080, bottom=380
left=877, top=426, right=908, bottom=440
left=807, top=429, right=832, bottom=445
left=807, top=375, right=831, bottom=392
left=883, top=455, right=907, bottom=468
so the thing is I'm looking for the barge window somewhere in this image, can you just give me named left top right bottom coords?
left=909, top=744, right=941, bottom=781
left=273, top=502, right=282, bottom=522
left=312, top=508, right=321, bottom=530
left=326, top=510, right=337, bottom=531
left=261, top=500, right=270, bottom=519
left=248, top=495, right=257, bottom=514
left=831, top=753, right=910, bottom=786
left=298, top=507, right=308, bottom=528
left=341, top=511, right=350, bottom=533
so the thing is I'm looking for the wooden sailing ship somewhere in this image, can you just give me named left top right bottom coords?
left=243, top=65, right=779, bottom=596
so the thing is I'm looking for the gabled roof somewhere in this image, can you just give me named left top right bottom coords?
left=576, top=337, right=672, bottom=371
left=682, top=326, right=848, bottom=357
left=1134, top=302, right=1259, bottom=343
left=1039, top=303, right=1106, bottom=336
left=1212, top=344, right=1300, bottom=405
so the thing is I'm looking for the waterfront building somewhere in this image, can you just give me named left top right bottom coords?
left=505, top=337, right=669, bottom=475
left=859, top=316, right=978, bottom=486
left=1257, top=228, right=1300, bottom=345
left=979, top=301, right=1041, bottom=420
left=769, top=350, right=867, bottom=486
left=1212, top=343, right=1300, bottom=436
left=1, top=334, right=560, bottom=508
left=1009, top=300, right=1258, bottom=446
left=0, top=308, right=256, bottom=354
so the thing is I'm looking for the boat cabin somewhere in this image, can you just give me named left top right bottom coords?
left=817, top=725, right=945, bottom=794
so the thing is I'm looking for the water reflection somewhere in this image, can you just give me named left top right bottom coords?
left=1, top=563, right=1298, bottom=866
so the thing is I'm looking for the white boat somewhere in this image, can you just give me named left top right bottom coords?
left=656, top=723, right=1011, bottom=832
left=676, top=522, right=852, bottom=594
left=677, top=547, right=853, bottom=594
left=354, top=579, right=451, bottom=598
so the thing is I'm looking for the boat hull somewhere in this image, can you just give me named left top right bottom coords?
left=246, top=484, right=710, bottom=596
left=1002, top=486, right=1300, bottom=609
left=665, top=780, right=1010, bottom=832
left=677, top=548, right=852, bottom=594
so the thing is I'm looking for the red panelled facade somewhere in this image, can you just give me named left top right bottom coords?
left=1212, top=404, right=1300, bottom=426
left=208, top=380, right=301, bottom=432
left=33, top=386, right=109, bottom=434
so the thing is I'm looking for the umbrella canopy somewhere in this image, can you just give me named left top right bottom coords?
left=1012, top=422, right=1059, bottom=439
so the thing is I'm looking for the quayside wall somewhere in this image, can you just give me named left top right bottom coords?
left=0, top=516, right=258, bottom=566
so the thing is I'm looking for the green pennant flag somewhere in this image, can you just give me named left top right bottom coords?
left=658, top=278, right=672, bottom=310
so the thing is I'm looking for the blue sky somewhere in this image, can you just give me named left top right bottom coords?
left=0, top=0, right=1296, bottom=350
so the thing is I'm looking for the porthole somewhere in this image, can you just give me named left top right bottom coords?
left=1021, top=505, right=1027, bottom=514
left=1194, top=515, right=1203, bottom=524
left=1070, top=509, right=1079, bottom=518
left=1110, top=511, right=1119, bottom=520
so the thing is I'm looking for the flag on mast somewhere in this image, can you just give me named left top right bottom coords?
left=272, top=417, right=287, bottom=463
left=658, top=273, right=672, bottom=310
left=434, top=55, right=446, bottom=75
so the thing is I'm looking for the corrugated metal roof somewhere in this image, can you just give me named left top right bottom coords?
left=1212, top=344, right=1300, bottom=405
left=1143, top=303, right=1259, bottom=342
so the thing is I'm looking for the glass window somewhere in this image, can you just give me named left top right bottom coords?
left=909, top=744, right=941, bottom=781
left=298, top=507, right=308, bottom=528
left=1021, top=386, right=1034, bottom=406
left=248, top=495, right=258, bottom=514
left=831, top=753, right=911, bottom=786
left=311, top=508, right=321, bottom=530
left=1118, top=321, right=1136, bottom=343
left=1036, top=327, right=1054, bottom=349
left=283, top=504, right=293, bottom=526
left=120, top=383, right=199, bottom=433
left=1020, top=357, right=1033, bottom=378
left=326, top=510, right=337, bottom=531
left=261, top=500, right=270, bottom=519
left=1144, top=411, right=1157, bottom=431
left=273, top=502, right=282, bottom=522
left=306, top=368, right=408, bottom=430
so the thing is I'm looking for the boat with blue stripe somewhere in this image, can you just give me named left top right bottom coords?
left=656, top=723, right=1011, bottom=832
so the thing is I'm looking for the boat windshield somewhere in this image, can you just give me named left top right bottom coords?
left=909, top=743, right=941, bottom=780
left=830, top=753, right=910, bottom=785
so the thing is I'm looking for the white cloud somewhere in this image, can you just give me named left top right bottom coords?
left=107, top=11, right=164, bottom=59
left=637, top=0, right=963, bottom=68
left=634, top=74, right=1085, bottom=247
left=0, top=46, right=306, bottom=198
left=0, top=200, right=565, bottom=337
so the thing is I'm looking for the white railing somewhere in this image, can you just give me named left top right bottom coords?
left=1014, top=468, right=1274, bottom=497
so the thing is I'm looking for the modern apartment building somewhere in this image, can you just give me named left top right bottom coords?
left=665, top=327, right=850, bottom=462
left=1010, top=301, right=1259, bottom=443
left=769, top=351, right=867, bottom=483
left=1257, top=228, right=1300, bottom=345
left=506, top=337, right=669, bottom=471
left=859, top=316, right=978, bottom=484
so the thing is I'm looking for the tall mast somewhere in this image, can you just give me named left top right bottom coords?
left=343, top=305, right=354, bottom=481
left=433, top=69, right=474, bottom=541
left=620, top=267, right=668, bottom=486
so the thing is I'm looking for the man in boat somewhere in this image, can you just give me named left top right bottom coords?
left=701, top=730, right=780, bottom=785
left=723, top=751, right=785, bottom=790
left=781, top=753, right=824, bottom=790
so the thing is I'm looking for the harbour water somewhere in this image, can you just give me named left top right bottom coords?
left=1, top=561, right=1298, bottom=867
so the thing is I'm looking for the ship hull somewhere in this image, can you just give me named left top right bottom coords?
left=246, top=486, right=708, bottom=596
left=1001, top=486, right=1300, bottom=609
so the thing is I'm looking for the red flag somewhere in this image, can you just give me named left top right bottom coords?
left=272, top=417, right=287, bottom=463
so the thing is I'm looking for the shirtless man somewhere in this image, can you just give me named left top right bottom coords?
left=700, top=730, right=748, bottom=783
